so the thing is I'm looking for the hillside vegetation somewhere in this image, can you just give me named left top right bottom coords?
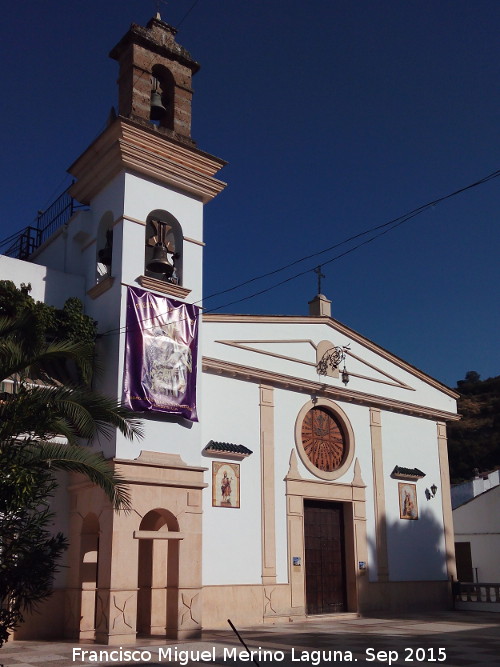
left=447, top=371, right=500, bottom=483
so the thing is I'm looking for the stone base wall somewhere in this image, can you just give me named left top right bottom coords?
left=360, top=580, right=452, bottom=614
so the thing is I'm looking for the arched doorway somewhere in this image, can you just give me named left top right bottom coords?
left=136, top=509, right=181, bottom=637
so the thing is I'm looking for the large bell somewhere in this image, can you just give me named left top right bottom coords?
left=150, top=90, right=167, bottom=121
left=98, top=246, right=112, bottom=266
left=146, top=243, right=174, bottom=276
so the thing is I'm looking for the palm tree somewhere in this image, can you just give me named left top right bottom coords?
left=0, top=312, right=142, bottom=505
left=0, top=310, right=143, bottom=645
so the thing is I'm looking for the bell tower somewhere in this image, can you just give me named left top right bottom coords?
left=109, top=13, right=199, bottom=143
left=60, top=16, right=227, bottom=645
left=68, top=14, right=226, bottom=307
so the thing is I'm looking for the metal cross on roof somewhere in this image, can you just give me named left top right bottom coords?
left=314, top=265, right=325, bottom=294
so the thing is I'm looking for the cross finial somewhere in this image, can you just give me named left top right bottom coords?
left=155, top=0, right=166, bottom=19
left=314, top=265, right=325, bottom=294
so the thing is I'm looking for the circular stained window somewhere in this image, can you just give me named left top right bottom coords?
left=301, top=406, right=346, bottom=472
left=295, top=399, right=355, bottom=480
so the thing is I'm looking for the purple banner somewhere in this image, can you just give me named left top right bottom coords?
left=123, top=287, right=199, bottom=421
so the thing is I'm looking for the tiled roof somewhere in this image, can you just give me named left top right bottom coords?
left=391, top=466, right=426, bottom=480
left=203, top=440, right=253, bottom=457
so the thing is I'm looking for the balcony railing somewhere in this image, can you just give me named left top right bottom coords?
left=0, top=187, right=84, bottom=260
left=454, top=582, right=500, bottom=611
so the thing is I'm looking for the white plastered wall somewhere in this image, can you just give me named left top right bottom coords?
left=0, top=254, right=85, bottom=306
left=453, top=485, right=500, bottom=582
left=381, top=411, right=447, bottom=580
left=121, top=172, right=204, bottom=303
left=201, top=374, right=262, bottom=585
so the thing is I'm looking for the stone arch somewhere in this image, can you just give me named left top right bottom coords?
left=137, top=508, right=181, bottom=637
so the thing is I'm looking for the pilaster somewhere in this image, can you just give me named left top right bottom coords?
left=259, top=384, right=277, bottom=584
left=369, top=408, right=389, bottom=581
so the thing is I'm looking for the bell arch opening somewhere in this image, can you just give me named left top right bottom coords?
left=96, top=211, right=114, bottom=283
left=145, top=210, right=183, bottom=285
left=151, top=65, right=175, bottom=130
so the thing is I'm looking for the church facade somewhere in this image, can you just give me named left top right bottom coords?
left=1, top=16, right=459, bottom=644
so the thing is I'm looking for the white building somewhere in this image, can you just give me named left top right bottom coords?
left=453, top=470, right=500, bottom=583
left=1, top=15, right=459, bottom=644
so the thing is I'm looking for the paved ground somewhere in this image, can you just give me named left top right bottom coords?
left=1, top=611, right=499, bottom=667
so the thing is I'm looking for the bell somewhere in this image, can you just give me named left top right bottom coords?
left=150, top=90, right=167, bottom=121
left=98, top=246, right=112, bottom=266
left=146, top=244, right=174, bottom=276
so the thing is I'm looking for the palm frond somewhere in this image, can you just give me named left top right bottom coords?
left=0, top=339, right=95, bottom=384
left=22, top=442, right=131, bottom=510
left=0, top=385, right=143, bottom=443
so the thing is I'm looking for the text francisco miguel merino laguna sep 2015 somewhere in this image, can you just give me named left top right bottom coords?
left=72, top=645, right=448, bottom=665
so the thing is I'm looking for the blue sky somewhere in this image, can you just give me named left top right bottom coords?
left=1, top=0, right=499, bottom=388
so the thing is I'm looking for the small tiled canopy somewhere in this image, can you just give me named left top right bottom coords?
left=391, top=466, right=426, bottom=480
left=203, top=440, right=253, bottom=459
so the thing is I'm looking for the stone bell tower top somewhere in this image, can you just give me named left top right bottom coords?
left=109, top=14, right=200, bottom=144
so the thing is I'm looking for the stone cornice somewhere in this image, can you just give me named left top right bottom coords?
left=202, top=356, right=460, bottom=422
left=68, top=117, right=227, bottom=205
left=136, top=275, right=191, bottom=299
left=203, top=313, right=459, bottom=400
left=87, top=276, right=115, bottom=299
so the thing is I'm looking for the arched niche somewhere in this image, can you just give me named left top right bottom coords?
left=145, top=210, right=183, bottom=286
left=95, top=211, right=114, bottom=283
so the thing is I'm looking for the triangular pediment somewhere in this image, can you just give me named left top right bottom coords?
left=215, top=338, right=412, bottom=391
left=203, top=313, right=458, bottom=400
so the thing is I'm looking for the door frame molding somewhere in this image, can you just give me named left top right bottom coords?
left=303, top=499, right=348, bottom=614
left=285, top=450, right=367, bottom=615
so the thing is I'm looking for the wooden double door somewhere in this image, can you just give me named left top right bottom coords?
left=304, top=500, right=347, bottom=615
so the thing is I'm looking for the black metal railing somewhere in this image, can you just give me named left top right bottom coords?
left=0, top=187, right=83, bottom=260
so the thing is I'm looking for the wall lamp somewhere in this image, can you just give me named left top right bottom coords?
left=317, top=345, right=351, bottom=385
left=425, top=484, right=438, bottom=500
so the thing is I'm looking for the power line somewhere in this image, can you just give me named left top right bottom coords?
left=98, top=166, right=500, bottom=338
left=201, top=167, right=500, bottom=303
left=176, top=0, right=202, bottom=28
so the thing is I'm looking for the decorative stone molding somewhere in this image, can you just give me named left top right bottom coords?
left=204, top=313, right=459, bottom=399
left=137, top=275, right=191, bottom=299
left=202, top=357, right=460, bottom=422
left=69, top=117, right=227, bottom=206
left=87, top=276, right=115, bottom=299
left=294, top=397, right=355, bottom=481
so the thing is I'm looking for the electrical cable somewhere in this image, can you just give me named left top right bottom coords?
left=176, top=0, right=203, bottom=28
left=201, top=167, right=500, bottom=304
left=97, top=167, right=500, bottom=338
